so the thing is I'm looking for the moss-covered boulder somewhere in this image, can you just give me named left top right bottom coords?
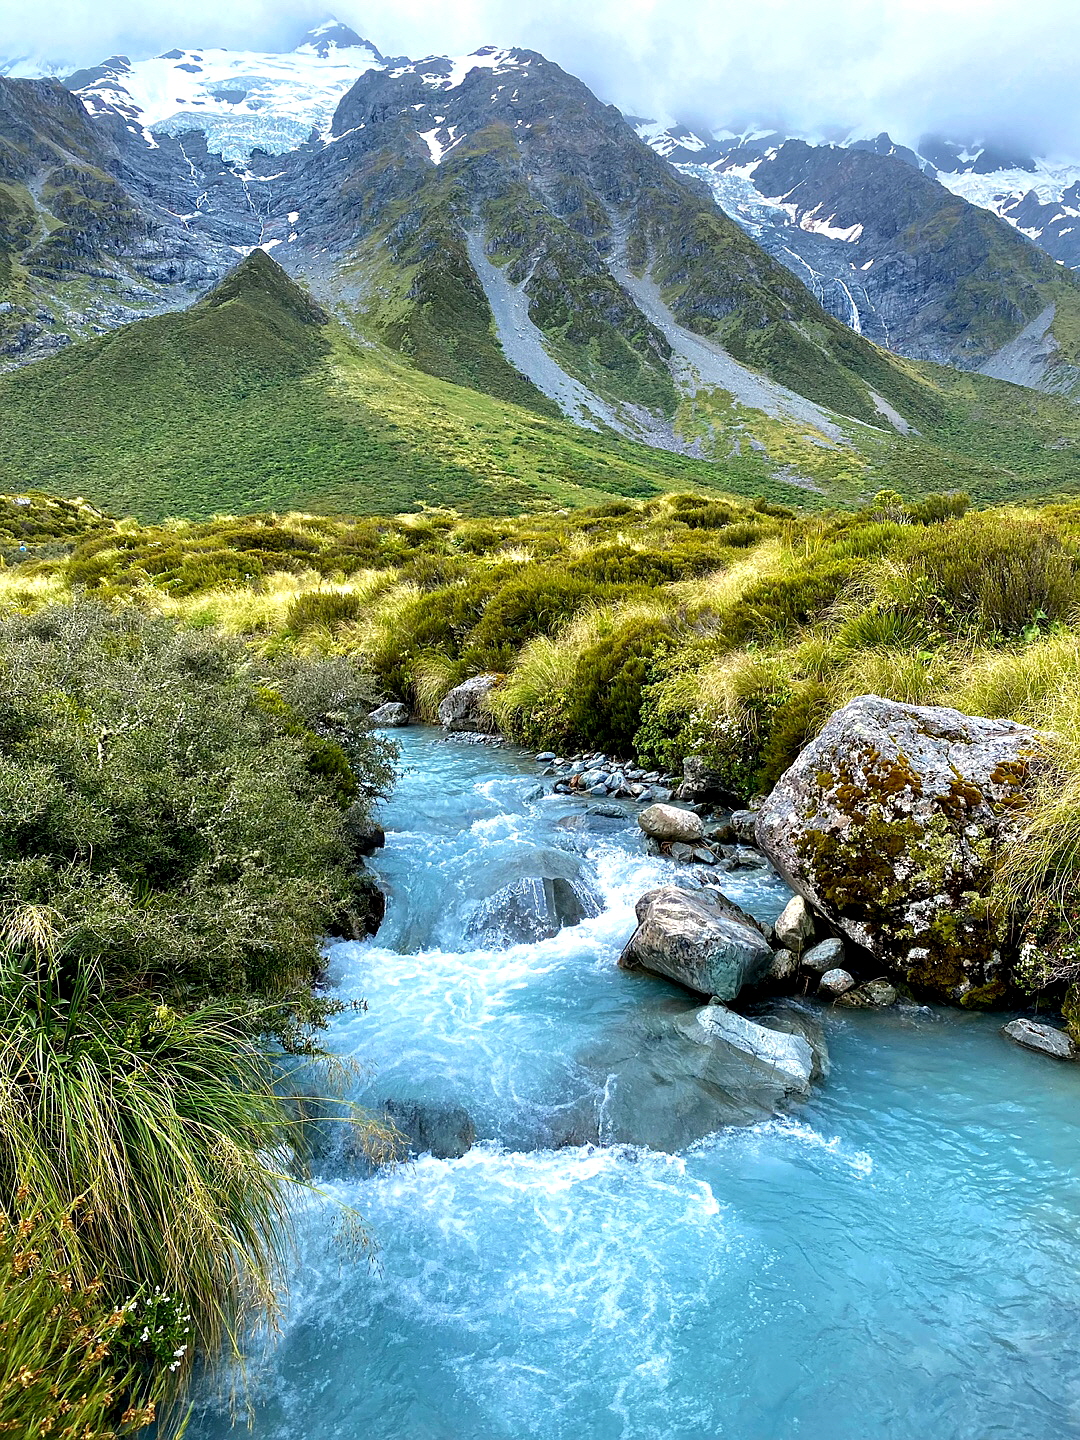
left=754, top=695, right=1040, bottom=1004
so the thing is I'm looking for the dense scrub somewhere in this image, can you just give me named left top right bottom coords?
left=0, top=602, right=394, bottom=1431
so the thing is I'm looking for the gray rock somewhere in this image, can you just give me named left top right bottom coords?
left=675, top=755, right=730, bottom=804
left=384, top=1098, right=475, bottom=1159
left=762, top=947, right=799, bottom=985
left=536, top=751, right=556, bottom=763
left=745, top=998, right=831, bottom=1081
left=819, top=967, right=855, bottom=996
left=755, top=695, right=1040, bottom=1002
left=466, top=875, right=601, bottom=948
left=368, top=700, right=410, bottom=727
left=692, top=846, right=717, bottom=865
left=774, top=895, right=815, bottom=952
left=638, top=803, right=704, bottom=844
left=586, top=802, right=625, bottom=819
left=437, top=674, right=500, bottom=732
left=522, top=784, right=545, bottom=803
left=670, top=841, right=696, bottom=862
left=725, top=846, right=766, bottom=871
left=802, top=938, right=844, bottom=974
left=580, top=996, right=826, bottom=1151
left=652, top=786, right=673, bottom=802
left=837, top=978, right=899, bottom=1008
left=1002, top=1017, right=1077, bottom=1061
left=729, top=809, right=759, bottom=844
left=619, top=884, right=773, bottom=999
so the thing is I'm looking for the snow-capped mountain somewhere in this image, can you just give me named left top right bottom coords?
left=636, top=120, right=1080, bottom=271
left=63, top=20, right=385, bottom=160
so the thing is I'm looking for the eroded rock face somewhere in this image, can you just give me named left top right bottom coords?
left=619, top=885, right=773, bottom=999
left=756, top=695, right=1039, bottom=1004
left=437, top=674, right=499, bottom=732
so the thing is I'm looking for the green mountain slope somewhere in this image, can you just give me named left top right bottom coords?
left=1, top=250, right=1079, bottom=522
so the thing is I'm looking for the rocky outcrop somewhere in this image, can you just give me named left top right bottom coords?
left=327, top=868, right=385, bottom=940
left=437, top=674, right=499, bottom=732
left=619, top=885, right=773, bottom=999
left=638, top=803, right=704, bottom=844
left=756, top=695, right=1039, bottom=1004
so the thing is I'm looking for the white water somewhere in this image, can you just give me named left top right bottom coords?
left=190, top=729, right=1080, bottom=1439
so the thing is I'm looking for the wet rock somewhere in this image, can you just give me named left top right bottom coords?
left=762, top=947, right=799, bottom=985
left=801, top=938, right=843, bottom=974
left=619, top=884, right=773, bottom=999
left=466, top=875, right=601, bottom=947
left=580, top=995, right=826, bottom=1151
left=369, top=701, right=410, bottom=727
left=522, top=784, right=545, bottom=803
left=723, top=846, right=766, bottom=871
left=775, top=895, right=815, bottom=952
left=819, top=967, right=855, bottom=997
left=755, top=695, right=1040, bottom=1003
left=675, top=755, right=730, bottom=805
left=837, top=979, right=899, bottom=1008
left=670, top=841, right=696, bottom=862
left=536, top=751, right=556, bottom=763
left=1002, top=1017, right=1077, bottom=1061
left=638, top=803, right=703, bottom=844
left=343, top=805, right=385, bottom=858
left=384, top=1098, right=476, bottom=1158
left=692, top=846, right=717, bottom=865
left=586, top=802, right=625, bottom=819
left=745, top=998, right=831, bottom=1081
left=327, top=868, right=385, bottom=940
left=437, top=674, right=500, bottom=732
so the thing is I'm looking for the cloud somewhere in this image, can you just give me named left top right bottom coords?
left=2, top=0, right=1078, bottom=154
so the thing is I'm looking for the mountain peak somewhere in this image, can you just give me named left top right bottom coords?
left=202, top=248, right=328, bottom=326
left=295, top=19, right=381, bottom=60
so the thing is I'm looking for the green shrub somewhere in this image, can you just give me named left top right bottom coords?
left=286, top=589, right=362, bottom=633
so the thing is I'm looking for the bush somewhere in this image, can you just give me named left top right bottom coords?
left=911, top=511, right=1080, bottom=636
left=286, top=589, right=362, bottom=633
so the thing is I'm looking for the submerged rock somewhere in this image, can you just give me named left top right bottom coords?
left=580, top=996, right=829, bottom=1151
left=466, top=875, right=601, bottom=947
left=756, top=695, right=1039, bottom=1004
left=837, top=979, right=899, bottom=1008
left=638, top=803, right=704, bottom=844
left=369, top=701, right=410, bottom=727
left=437, top=674, right=499, bottom=732
left=384, top=1098, right=476, bottom=1158
left=1002, top=1017, right=1077, bottom=1061
left=619, top=884, right=773, bottom=999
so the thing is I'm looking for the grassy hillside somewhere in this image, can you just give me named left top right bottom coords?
left=2, top=250, right=1080, bottom=522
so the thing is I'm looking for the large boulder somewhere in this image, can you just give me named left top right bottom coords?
left=638, top=803, right=704, bottom=844
left=619, top=885, right=773, bottom=999
left=437, top=674, right=499, bottom=732
left=384, top=1099, right=476, bottom=1158
left=756, top=695, right=1039, bottom=1004
left=1002, top=1017, right=1076, bottom=1061
left=579, top=996, right=828, bottom=1151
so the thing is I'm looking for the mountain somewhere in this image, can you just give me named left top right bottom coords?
left=65, top=22, right=385, bottom=161
left=0, top=248, right=828, bottom=520
left=635, top=123, right=1080, bottom=393
left=0, top=72, right=241, bottom=364
left=3, top=247, right=1080, bottom=524
left=4, top=26, right=1080, bottom=513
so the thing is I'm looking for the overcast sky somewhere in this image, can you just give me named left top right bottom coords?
left=2, top=0, right=1077, bottom=155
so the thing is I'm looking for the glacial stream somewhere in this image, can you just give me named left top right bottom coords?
left=192, top=728, right=1080, bottom=1439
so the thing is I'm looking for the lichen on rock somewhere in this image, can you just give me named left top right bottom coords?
left=755, top=694, right=1041, bottom=1003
